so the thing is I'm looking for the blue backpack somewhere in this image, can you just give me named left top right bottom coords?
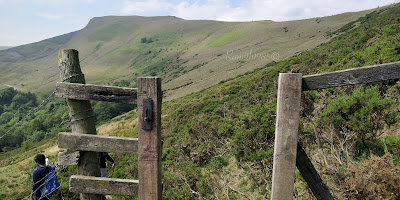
left=40, top=166, right=60, bottom=199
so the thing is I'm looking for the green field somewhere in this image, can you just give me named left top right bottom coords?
left=207, top=30, right=247, bottom=47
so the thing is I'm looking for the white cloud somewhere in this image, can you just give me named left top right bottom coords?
left=35, top=12, right=62, bottom=20
left=173, top=0, right=232, bottom=20
left=120, top=0, right=400, bottom=21
left=121, top=0, right=174, bottom=15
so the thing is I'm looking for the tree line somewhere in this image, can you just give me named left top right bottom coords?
left=0, top=87, right=134, bottom=152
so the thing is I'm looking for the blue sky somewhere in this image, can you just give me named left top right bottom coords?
left=0, top=0, right=399, bottom=46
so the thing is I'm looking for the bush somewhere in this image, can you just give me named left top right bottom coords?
left=316, top=85, right=397, bottom=155
left=341, top=153, right=400, bottom=200
left=140, top=37, right=153, bottom=43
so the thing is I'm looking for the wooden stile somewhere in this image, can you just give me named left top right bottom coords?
left=70, top=175, right=139, bottom=196
left=55, top=50, right=400, bottom=200
left=55, top=82, right=138, bottom=104
left=58, top=132, right=138, bottom=154
left=57, top=50, right=163, bottom=199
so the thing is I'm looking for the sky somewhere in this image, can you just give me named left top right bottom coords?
left=0, top=0, right=399, bottom=46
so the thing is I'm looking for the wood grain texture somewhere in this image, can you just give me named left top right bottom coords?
left=58, top=132, right=138, bottom=154
left=271, top=73, right=302, bottom=200
left=137, top=77, right=162, bottom=200
left=55, top=82, right=138, bottom=104
left=302, top=61, right=400, bottom=91
left=70, top=175, right=138, bottom=196
left=296, top=144, right=334, bottom=200
left=58, top=151, right=80, bottom=166
left=58, top=49, right=103, bottom=200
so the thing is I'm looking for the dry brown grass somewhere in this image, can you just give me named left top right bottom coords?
left=341, top=153, right=400, bottom=200
left=97, top=117, right=138, bottom=137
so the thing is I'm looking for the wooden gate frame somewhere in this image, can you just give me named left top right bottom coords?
left=271, top=61, right=400, bottom=200
left=55, top=49, right=162, bottom=199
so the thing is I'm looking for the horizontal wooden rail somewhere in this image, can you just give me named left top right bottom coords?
left=70, top=175, right=138, bottom=196
left=302, top=61, right=400, bottom=91
left=58, top=132, right=138, bottom=154
left=55, top=82, right=138, bottom=104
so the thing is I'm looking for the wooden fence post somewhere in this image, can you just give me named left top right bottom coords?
left=137, top=77, right=162, bottom=200
left=58, top=49, right=104, bottom=200
left=271, top=73, right=302, bottom=200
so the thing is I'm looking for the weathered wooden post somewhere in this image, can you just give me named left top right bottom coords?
left=58, top=49, right=104, bottom=200
left=137, top=77, right=162, bottom=200
left=271, top=73, right=302, bottom=200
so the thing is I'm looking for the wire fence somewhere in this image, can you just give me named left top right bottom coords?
left=6, top=164, right=67, bottom=200
left=0, top=91, right=72, bottom=199
left=0, top=91, right=57, bottom=140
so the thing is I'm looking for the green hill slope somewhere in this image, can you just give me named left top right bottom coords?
left=103, top=4, right=399, bottom=199
left=2, top=4, right=400, bottom=200
left=0, top=9, right=375, bottom=99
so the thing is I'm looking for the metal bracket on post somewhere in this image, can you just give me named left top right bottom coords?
left=142, top=99, right=153, bottom=131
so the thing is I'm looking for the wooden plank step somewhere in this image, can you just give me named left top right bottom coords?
left=55, top=82, right=138, bottom=104
left=302, top=61, right=400, bottom=91
left=58, top=132, right=138, bottom=154
left=70, top=175, right=138, bottom=196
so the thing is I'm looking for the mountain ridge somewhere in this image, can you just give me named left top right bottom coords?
left=0, top=8, right=377, bottom=99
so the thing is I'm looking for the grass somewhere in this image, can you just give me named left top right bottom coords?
left=0, top=139, right=61, bottom=199
left=88, top=24, right=129, bottom=42
left=207, top=30, right=247, bottom=47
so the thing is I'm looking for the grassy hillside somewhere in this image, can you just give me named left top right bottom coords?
left=1, top=4, right=400, bottom=200
left=0, top=9, right=376, bottom=99
left=104, top=4, right=399, bottom=199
